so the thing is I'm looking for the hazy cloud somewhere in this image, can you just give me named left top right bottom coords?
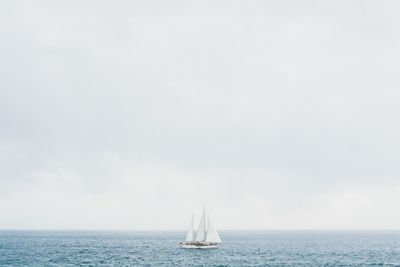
left=1, top=0, right=400, bottom=229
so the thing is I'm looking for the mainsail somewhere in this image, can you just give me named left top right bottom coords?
left=205, top=215, right=222, bottom=243
left=185, top=215, right=194, bottom=242
left=195, top=206, right=207, bottom=241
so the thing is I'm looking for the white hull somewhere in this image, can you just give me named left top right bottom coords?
left=180, top=243, right=220, bottom=249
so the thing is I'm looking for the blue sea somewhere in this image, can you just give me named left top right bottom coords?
left=0, top=231, right=399, bottom=266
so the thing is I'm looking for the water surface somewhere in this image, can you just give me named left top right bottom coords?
left=0, top=230, right=399, bottom=266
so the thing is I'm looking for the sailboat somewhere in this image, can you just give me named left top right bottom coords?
left=180, top=206, right=222, bottom=249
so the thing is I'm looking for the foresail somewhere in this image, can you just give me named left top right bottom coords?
left=205, top=216, right=222, bottom=243
left=185, top=215, right=194, bottom=242
left=195, top=206, right=206, bottom=241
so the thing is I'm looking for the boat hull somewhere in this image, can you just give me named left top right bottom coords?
left=179, top=242, right=220, bottom=249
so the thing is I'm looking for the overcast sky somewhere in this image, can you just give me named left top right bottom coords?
left=1, top=0, right=400, bottom=230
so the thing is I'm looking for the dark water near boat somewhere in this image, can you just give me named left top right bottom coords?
left=0, top=230, right=399, bottom=266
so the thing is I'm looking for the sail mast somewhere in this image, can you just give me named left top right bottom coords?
left=195, top=205, right=206, bottom=242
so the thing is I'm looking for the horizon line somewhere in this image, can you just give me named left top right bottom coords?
left=1, top=228, right=399, bottom=232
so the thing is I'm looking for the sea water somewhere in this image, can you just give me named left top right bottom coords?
left=0, top=230, right=399, bottom=266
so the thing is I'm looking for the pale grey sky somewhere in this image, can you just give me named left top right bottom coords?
left=1, top=0, right=400, bottom=230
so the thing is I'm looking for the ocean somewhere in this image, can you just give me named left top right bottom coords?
left=0, top=230, right=399, bottom=266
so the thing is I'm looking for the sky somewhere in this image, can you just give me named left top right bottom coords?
left=1, top=0, right=400, bottom=230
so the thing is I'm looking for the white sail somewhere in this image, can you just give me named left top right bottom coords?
left=185, top=215, right=194, bottom=242
left=195, top=205, right=207, bottom=241
left=205, top=215, right=222, bottom=243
